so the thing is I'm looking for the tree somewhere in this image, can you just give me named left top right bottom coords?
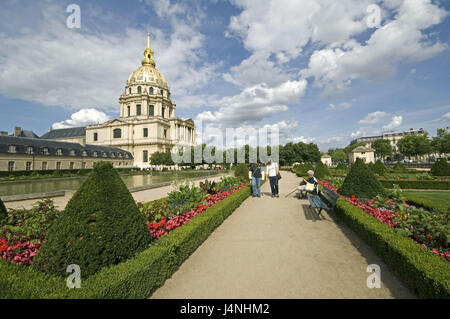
left=372, top=159, right=387, bottom=175
left=338, top=158, right=386, bottom=198
left=329, top=149, right=347, bottom=164
left=431, top=128, right=450, bottom=156
left=397, top=134, right=432, bottom=158
left=371, top=139, right=393, bottom=160
left=234, top=163, right=249, bottom=180
left=150, top=151, right=175, bottom=166
left=314, top=161, right=330, bottom=180
left=33, top=162, right=151, bottom=277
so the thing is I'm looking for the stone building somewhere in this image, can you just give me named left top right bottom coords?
left=0, top=131, right=133, bottom=172
left=84, top=33, right=195, bottom=168
left=348, top=146, right=375, bottom=164
left=320, top=154, right=332, bottom=167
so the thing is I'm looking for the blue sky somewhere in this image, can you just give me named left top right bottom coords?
left=0, top=0, right=449, bottom=151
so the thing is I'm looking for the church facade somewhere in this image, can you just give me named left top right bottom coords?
left=81, top=33, right=195, bottom=168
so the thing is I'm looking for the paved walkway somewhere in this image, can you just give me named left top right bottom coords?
left=4, top=175, right=227, bottom=210
left=151, top=171, right=415, bottom=299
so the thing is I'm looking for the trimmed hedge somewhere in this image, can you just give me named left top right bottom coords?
left=401, top=193, right=450, bottom=213
left=32, top=162, right=151, bottom=278
left=431, top=159, right=450, bottom=176
left=0, top=185, right=252, bottom=298
left=0, top=197, right=7, bottom=224
left=380, top=180, right=450, bottom=190
left=335, top=198, right=450, bottom=298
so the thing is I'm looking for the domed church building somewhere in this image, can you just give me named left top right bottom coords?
left=85, top=33, right=196, bottom=168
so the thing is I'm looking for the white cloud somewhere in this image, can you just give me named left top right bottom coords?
left=359, top=111, right=388, bottom=124
left=443, top=112, right=450, bottom=121
left=0, top=1, right=216, bottom=110
left=382, top=115, right=403, bottom=130
left=301, top=0, right=448, bottom=95
left=328, top=101, right=352, bottom=111
left=196, top=80, right=307, bottom=128
left=52, top=109, right=110, bottom=129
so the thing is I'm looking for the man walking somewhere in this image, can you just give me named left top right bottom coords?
left=266, top=160, right=279, bottom=198
left=250, top=162, right=262, bottom=197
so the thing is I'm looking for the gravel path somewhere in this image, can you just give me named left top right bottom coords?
left=151, top=171, right=415, bottom=299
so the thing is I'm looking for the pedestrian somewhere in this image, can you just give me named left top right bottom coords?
left=266, top=159, right=279, bottom=198
left=250, top=162, right=262, bottom=197
left=297, top=170, right=318, bottom=199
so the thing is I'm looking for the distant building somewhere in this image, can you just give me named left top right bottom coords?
left=40, top=126, right=86, bottom=145
left=0, top=128, right=133, bottom=172
left=350, top=128, right=426, bottom=160
left=349, top=146, right=375, bottom=164
left=321, top=154, right=332, bottom=167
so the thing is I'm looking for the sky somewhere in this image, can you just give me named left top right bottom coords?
left=0, top=0, right=449, bottom=152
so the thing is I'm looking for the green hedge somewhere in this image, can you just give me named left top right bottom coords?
left=380, top=180, right=450, bottom=190
left=0, top=185, right=252, bottom=299
left=335, top=198, right=450, bottom=298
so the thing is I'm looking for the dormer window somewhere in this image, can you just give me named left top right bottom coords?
left=102, top=152, right=107, bottom=158
left=82, top=150, right=88, bottom=157
left=26, top=146, right=34, bottom=154
left=56, top=148, right=63, bottom=156
left=8, top=145, right=16, bottom=153
left=93, top=151, right=98, bottom=157
left=118, top=153, right=123, bottom=158
left=111, top=152, right=116, bottom=158
left=42, top=147, right=49, bottom=155
left=69, top=149, right=76, bottom=156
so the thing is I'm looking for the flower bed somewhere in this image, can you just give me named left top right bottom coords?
left=318, top=180, right=449, bottom=262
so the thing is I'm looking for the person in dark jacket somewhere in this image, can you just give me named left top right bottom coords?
left=250, top=162, right=262, bottom=197
left=297, top=170, right=318, bottom=199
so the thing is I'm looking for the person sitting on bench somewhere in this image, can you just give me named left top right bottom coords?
left=297, top=170, right=318, bottom=199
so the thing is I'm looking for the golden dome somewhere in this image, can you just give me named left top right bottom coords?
left=127, top=33, right=169, bottom=89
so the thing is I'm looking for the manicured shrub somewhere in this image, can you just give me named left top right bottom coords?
left=372, top=160, right=387, bottom=175
left=0, top=197, right=7, bottom=224
left=431, top=159, right=450, bottom=176
left=339, top=158, right=386, bottom=198
left=367, top=162, right=375, bottom=172
left=295, top=162, right=314, bottom=177
left=234, top=163, right=249, bottom=180
left=336, top=162, right=347, bottom=170
left=392, top=162, right=406, bottom=172
left=380, top=180, right=450, bottom=190
left=314, top=161, right=330, bottom=180
left=335, top=198, right=450, bottom=298
left=32, top=162, right=151, bottom=278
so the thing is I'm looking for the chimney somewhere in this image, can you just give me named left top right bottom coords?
left=14, top=127, right=22, bottom=137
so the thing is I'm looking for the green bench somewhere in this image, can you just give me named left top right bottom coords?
left=307, top=186, right=340, bottom=218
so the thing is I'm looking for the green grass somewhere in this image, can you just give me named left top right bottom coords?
left=402, top=190, right=450, bottom=208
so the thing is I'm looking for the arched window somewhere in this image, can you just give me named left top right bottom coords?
left=149, top=87, right=154, bottom=94
left=113, top=128, right=122, bottom=139
left=149, top=105, right=154, bottom=116
left=137, top=86, right=142, bottom=94
left=128, top=88, right=131, bottom=94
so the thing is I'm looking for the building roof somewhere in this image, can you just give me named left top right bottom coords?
left=0, top=135, right=133, bottom=159
left=15, top=130, right=39, bottom=139
left=351, top=146, right=375, bottom=153
left=40, top=126, right=86, bottom=139
left=321, top=154, right=331, bottom=158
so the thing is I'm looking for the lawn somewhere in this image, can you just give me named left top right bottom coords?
left=402, top=190, right=450, bottom=208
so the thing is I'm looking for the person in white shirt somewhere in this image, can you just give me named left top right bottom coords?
left=266, top=160, right=279, bottom=197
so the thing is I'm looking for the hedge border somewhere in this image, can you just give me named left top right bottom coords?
left=334, top=197, right=450, bottom=299
left=380, top=180, right=450, bottom=190
left=0, top=185, right=252, bottom=299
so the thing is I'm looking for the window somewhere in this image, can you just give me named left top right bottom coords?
left=81, top=162, right=86, bottom=169
left=113, top=128, right=122, bottom=139
left=82, top=150, right=88, bottom=157
left=118, top=153, right=123, bottom=158
left=42, top=162, right=47, bottom=170
left=42, top=147, right=49, bottom=155
left=8, top=161, right=14, bottom=172
left=162, top=107, right=165, bottom=118
left=69, top=149, right=76, bottom=156
left=164, top=129, right=167, bottom=139
left=143, top=150, right=148, bottom=163
left=136, top=104, right=141, bottom=115
left=149, top=105, right=154, bottom=116
left=160, top=89, right=163, bottom=96
left=128, top=88, right=131, bottom=94
left=94, top=132, right=98, bottom=141
left=143, top=128, right=148, bottom=137
left=127, top=105, right=130, bottom=117
left=93, top=151, right=98, bottom=157
left=26, top=162, right=32, bottom=171
left=70, top=162, right=74, bottom=170
left=111, top=152, right=116, bottom=158
left=56, top=148, right=63, bottom=156
left=102, top=152, right=107, bottom=158
left=8, top=145, right=16, bottom=153
left=56, top=162, right=61, bottom=170
left=149, top=87, right=154, bottom=94
left=137, top=86, right=142, bottom=94
left=26, top=146, right=34, bottom=154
